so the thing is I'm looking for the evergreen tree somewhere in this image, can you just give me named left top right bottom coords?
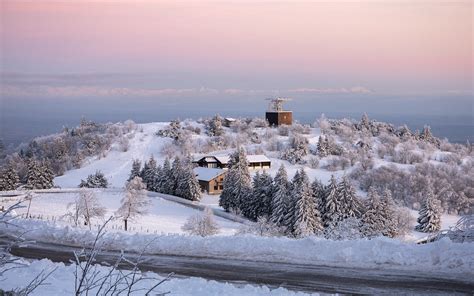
left=282, top=170, right=300, bottom=233
left=0, top=164, right=20, bottom=191
left=360, top=189, right=385, bottom=238
left=270, top=164, right=290, bottom=226
left=415, top=187, right=441, bottom=233
left=311, top=179, right=326, bottom=218
left=380, top=189, right=397, bottom=237
left=337, top=176, right=362, bottom=219
left=317, top=136, right=327, bottom=157
left=160, top=157, right=174, bottom=194
left=219, top=147, right=252, bottom=212
left=176, top=157, right=202, bottom=201
left=246, top=171, right=273, bottom=220
left=292, top=169, right=323, bottom=237
left=26, top=159, right=54, bottom=189
left=141, top=156, right=157, bottom=190
left=206, top=114, right=224, bottom=137
left=323, top=175, right=341, bottom=227
left=360, top=113, right=370, bottom=131
left=170, top=157, right=182, bottom=195
left=128, top=159, right=142, bottom=181
left=150, top=165, right=163, bottom=192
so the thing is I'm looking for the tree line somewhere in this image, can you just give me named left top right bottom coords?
left=220, top=148, right=440, bottom=238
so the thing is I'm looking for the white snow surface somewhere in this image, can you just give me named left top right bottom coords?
left=2, top=218, right=473, bottom=276
left=1, top=190, right=241, bottom=235
left=0, top=258, right=312, bottom=296
left=53, top=122, right=345, bottom=188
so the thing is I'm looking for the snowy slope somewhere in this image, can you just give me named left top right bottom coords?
left=54, top=123, right=345, bottom=188
left=54, top=123, right=171, bottom=188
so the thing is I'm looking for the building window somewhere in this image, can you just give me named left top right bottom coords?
left=214, top=185, right=218, bottom=190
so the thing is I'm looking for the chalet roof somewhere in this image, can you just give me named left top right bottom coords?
left=193, top=154, right=270, bottom=164
left=194, top=167, right=226, bottom=182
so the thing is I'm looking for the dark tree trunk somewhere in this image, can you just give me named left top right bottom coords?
left=124, top=219, right=128, bottom=231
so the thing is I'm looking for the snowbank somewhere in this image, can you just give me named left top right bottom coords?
left=3, top=218, right=473, bottom=276
left=0, top=258, right=310, bottom=296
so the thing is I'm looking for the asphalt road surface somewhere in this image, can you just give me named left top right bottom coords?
left=7, top=240, right=474, bottom=295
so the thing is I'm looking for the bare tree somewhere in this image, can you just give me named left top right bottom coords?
left=73, top=217, right=172, bottom=295
left=65, top=189, right=106, bottom=229
left=116, top=177, right=150, bottom=231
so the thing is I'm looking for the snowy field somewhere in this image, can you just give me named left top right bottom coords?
left=1, top=190, right=241, bottom=235
left=0, top=258, right=312, bottom=296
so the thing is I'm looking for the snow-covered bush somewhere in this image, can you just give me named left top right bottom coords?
left=277, top=125, right=290, bottom=136
left=182, top=207, right=219, bottom=237
left=307, top=156, right=320, bottom=169
left=323, top=156, right=350, bottom=171
left=324, top=217, right=363, bottom=240
left=79, top=171, right=108, bottom=188
left=393, top=206, right=415, bottom=236
left=237, top=216, right=285, bottom=237
left=280, top=134, right=309, bottom=164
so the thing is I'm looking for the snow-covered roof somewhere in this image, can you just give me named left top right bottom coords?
left=193, top=154, right=270, bottom=165
left=247, top=155, right=271, bottom=163
left=194, top=167, right=226, bottom=182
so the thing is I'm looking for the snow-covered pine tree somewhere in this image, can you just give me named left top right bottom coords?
left=160, top=157, right=174, bottom=194
left=0, top=164, right=20, bottom=191
left=206, top=114, right=224, bottom=137
left=311, top=179, right=326, bottom=219
left=116, top=176, right=150, bottom=231
left=170, top=157, right=182, bottom=195
left=380, top=189, right=397, bottom=237
left=282, top=170, right=300, bottom=233
left=176, top=156, right=202, bottom=201
left=317, top=136, right=328, bottom=157
left=292, top=169, right=323, bottom=237
left=241, top=171, right=261, bottom=220
left=150, top=165, right=163, bottom=192
left=26, top=159, right=54, bottom=189
left=415, top=187, right=441, bottom=233
left=337, top=176, right=362, bottom=219
left=270, top=164, right=290, bottom=227
left=245, top=171, right=273, bottom=221
left=141, top=156, right=157, bottom=190
left=219, top=147, right=252, bottom=213
left=323, top=175, right=341, bottom=227
left=360, top=113, right=370, bottom=131
left=128, top=159, right=141, bottom=181
left=360, top=188, right=385, bottom=238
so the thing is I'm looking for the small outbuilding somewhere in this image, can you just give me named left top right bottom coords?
left=193, top=167, right=226, bottom=195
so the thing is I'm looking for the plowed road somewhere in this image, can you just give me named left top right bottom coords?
left=7, top=240, right=474, bottom=295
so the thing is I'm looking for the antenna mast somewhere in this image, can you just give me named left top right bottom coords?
left=266, top=97, right=292, bottom=112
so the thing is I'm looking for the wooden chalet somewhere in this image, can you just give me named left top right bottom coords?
left=194, top=167, right=226, bottom=195
left=193, top=154, right=271, bottom=170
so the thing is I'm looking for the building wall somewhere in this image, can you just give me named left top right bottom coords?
left=265, top=111, right=292, bottom=126
left=198, top=175, right=225, bottom=195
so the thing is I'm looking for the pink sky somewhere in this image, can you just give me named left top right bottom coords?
left=1, top=1, right=472, bottom=95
